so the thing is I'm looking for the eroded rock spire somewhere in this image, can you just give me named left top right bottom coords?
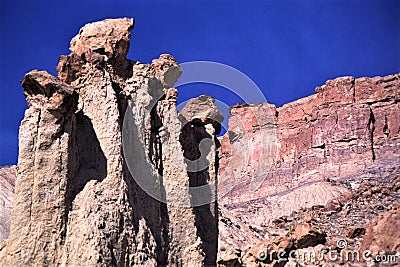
left=0, top=18, right=219, bottom=266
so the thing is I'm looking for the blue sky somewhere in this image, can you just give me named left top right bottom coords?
left=0, top=0, right=399, bottom=166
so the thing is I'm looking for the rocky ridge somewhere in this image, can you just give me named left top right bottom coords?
left=220, top=74, right=399, bottom=207
left=217, top=74, right=399, bottom=265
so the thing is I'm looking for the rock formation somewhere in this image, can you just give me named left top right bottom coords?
left=219, top=74, right=399, bottom=221
left=0, top=17, right=399, bottom=267
left=222, top=173, right=399, bottom=266
left=0, top=18, right=219, bottom=266
left=0, top=166, right=16, bottom=243
left=218, top=74, right=400, bottom=264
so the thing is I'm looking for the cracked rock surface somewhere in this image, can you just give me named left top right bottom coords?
left=218, top=74, right=400, bottom=265
left=0, top=166, right=16, bottom=244
left=0, top=18, right=219, bottom=266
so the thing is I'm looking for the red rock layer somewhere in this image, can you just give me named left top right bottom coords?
left=219, top=74, right=400, bottom=207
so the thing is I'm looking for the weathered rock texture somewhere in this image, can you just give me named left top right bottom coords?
left=218, top=170, right=400, bottom=266
left=0, top=166, right=16, bottom=244
left=1, top=17, right=399, bottom=267
left=0, top=18, right=219, bottom=266
left=218, top=74, right=400, bottom=264
left=219, top=74, right=399, bottom=217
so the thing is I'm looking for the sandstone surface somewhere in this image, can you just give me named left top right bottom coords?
left=0, top=166, right=16, bottom=244
left=218, top=173, right=400, bottom=266
left=0, top=18, right=219, bottom=266
left=218, top=73, right=399, bottom=243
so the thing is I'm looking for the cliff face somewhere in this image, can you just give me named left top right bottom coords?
left=0, top=18, right=219, bottom=266
left=219, top=74, right=399, bottom=213
left=218, top=74, right=400, bottom=264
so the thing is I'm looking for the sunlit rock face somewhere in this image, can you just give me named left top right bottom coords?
left=0, top=18, right=219, bottom=266
left=219, top=74, right=399, bottom=211
left=217, top=74, right=400, bottom=264
left=0, top=166, right=16, bottom=244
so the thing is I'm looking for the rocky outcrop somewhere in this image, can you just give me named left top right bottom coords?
left=2, top=69, right=78, bottom=266
left=219, top=74, right=399, bottom=228
left=0, top=18, right=219, bottom=266
left=361, top=206, right=400, bottom=258
left=0, top=166, right=16, bottom=244
left=218, top=172, right=400, bottom=266
left=221, top=76, right=399, bottom=194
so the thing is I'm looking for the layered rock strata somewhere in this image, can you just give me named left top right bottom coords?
left=217, top=74, right=399, bottom=263
left=0, top=18, right=219, bottom=266
left=220, top=172, right=400, bottom=266
left=219, top=74, right=399, bottom=223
